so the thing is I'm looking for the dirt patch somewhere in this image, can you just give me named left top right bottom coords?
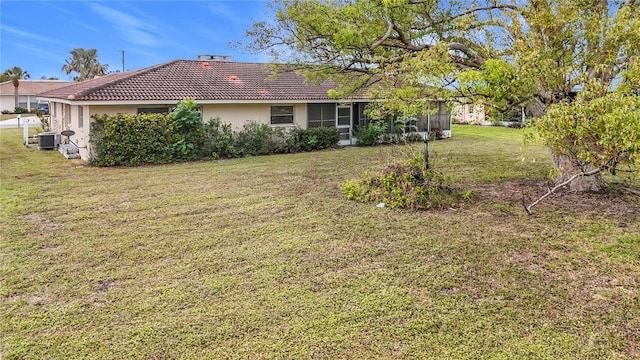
left=469, top=179, right=640, bottom=218
left=23, top=214, right=63, bottom=232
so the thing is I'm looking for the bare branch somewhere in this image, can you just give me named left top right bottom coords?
left=525, top=167, right=604, bottom=214
left=370, top=21, right=395, bottom=50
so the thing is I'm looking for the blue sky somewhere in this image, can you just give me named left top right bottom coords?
left=0, top=0, right=271, bottom=80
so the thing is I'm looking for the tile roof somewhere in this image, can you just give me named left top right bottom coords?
left=37, top=60, right=368, bottom=102
left=0, top=80, right=72, bottom=96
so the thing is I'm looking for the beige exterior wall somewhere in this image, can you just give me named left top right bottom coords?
left=49, top=102, right=64, bottom=132
left=204, top=103, right=307, bottom=130
left=1, top=95, right=14, bottom=112
left=451, top=103, right=485, bottom=124
left=45, top=101, right=313, bottom=161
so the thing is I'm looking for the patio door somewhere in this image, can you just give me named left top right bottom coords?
left=336, top=105, right=352, bottom=145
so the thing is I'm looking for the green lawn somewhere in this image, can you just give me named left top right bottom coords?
left=1, top=125, right=638, bottom=359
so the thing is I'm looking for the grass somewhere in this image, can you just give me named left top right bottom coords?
left=1, top=125, right=638, bottom=359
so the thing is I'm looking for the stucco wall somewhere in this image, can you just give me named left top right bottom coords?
left=0, top=95, right=14, bottom=112
left=204, top=103, right=308, bottom=130
left=47, top=102, right=313, bottom=161
left=451, top=103, right=485, bottom=124
left=0, top=95, right=38, bottom=112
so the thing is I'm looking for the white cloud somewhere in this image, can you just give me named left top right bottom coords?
left=205, top=3, right=250, bottom=26
left=90, top=3, right=160, bottom=47
left=0, top=25, right=60, bottom=44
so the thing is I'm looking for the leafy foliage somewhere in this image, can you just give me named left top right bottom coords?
left=304, top=127, right=340, bottom=150
left=90, top=113, right=175, bottom=166
left=234, top=122, right=287, bottom=156
left=245, top=0, right=640, bottom=190
left=89, top=100, right=341, bottom=167
left=531, top=88, right=640, bottom=179
left=202, top=117, right=237, bottom=159
left=61, top=48, right=108, bottom=82
left=170, top=99, right=205, bottom=161
left=340, top=154, right=473, bottom=210
left=354, top=121, right=387, bottom=146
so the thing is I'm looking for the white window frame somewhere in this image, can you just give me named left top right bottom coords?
left=78, top=106, right=84, bottom=128
left=270, top=105, right=294, bottom=125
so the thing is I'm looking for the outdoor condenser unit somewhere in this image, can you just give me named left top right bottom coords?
left=37, top=132, right=61, bottom=150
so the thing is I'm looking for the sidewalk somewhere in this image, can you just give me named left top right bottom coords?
left=0, top=115, right=42, bottom=129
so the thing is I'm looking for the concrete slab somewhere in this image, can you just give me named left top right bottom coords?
left=0, top=115, right=42, bottom=129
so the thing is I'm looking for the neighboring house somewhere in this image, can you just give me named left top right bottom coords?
left=0, top=80, right=71, bottom=112
left=37, top=56, right=457, bottom=161
left=451, top=103, right=486, bottom=125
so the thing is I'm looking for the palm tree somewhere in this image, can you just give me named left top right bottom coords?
left=1, top=66, right=30, bottom=109
left=61, top=48, right=108, bottom=82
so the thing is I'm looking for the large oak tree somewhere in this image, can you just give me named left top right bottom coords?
left=245, top=0, right=639, bottom=191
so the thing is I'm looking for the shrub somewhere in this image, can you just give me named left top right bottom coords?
left=202, top=117, right=237, bottom=159
left=286, top=127, right=313, bottom=152
left=38, top=112, right=50, bottom=132
left=90, top=113, right=175, bottom=166
left=404, top=133, right=424, bottom=143
left=340, top=154, right=473, bottom=210
left=355, top=122, right=386, bottom=146
left=171, top=99, right=205, bottom=161
left=235, top=121, right=281, bottom=156
left=306, top=127, right=340, bottom=149
left=13, top=107, right=28, bottom=114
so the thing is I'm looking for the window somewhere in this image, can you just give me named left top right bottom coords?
left=270, top=105, right=294, bottom=124
left=307, top=103, right=336, bottom=128
left=356, top=102, right=371, bottom=128
left=468, top=104, right=474, bottom=114
left=137, top=107, right=169, bottom=114
left=78, top=106, right=84, bottom=128
left=64, top=104, right=71, bottom=128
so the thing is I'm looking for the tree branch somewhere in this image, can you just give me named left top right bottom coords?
left=370, top=21, right=395, bottom=50
left=525, top=167, right=604, bottom=214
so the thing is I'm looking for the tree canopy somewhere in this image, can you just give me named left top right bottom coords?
left=245, top=0, right=640, bottom=190
left=62, top=48, right=108, bottom=82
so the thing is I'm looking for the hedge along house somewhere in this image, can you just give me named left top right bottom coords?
left=37, top=55, right=456, bottom=161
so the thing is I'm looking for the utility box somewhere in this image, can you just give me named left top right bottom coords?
left=37, top=132, right=61, bottom=150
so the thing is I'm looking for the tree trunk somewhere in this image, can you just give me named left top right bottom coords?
left=551, top=153, right=603, bottom=192
left=531, top=99, right=604, bottom=192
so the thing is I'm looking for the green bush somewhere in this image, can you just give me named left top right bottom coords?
left=90, top=113, right=176, bottom=166
left=340, top=154, right=473, bottom=210
left=355, top=122, right=386, bottom=146
left=171, top=99, right=205, bottom=161
left=306, top=127, right=340, bottom=149
left=235, top=122, right=281, bottom=156
left=404, top=133, right=424, bottom=143
left=284, top=127, right=339, bottom=152
left=89, top=100, right=342, bottom=166
left=202, top=117, right=237, bottom=159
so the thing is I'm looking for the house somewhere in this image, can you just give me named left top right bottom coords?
left=451, top=103, right=486, bottom=125
left=0, top=80, right=71, bottom=112
left=37, top=56, right=461, bottom=161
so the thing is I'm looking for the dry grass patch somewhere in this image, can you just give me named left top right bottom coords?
left=1, top=126, right=638, bottom=359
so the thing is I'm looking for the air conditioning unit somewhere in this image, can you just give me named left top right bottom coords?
left=38, top=132, right=61, bottom=150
